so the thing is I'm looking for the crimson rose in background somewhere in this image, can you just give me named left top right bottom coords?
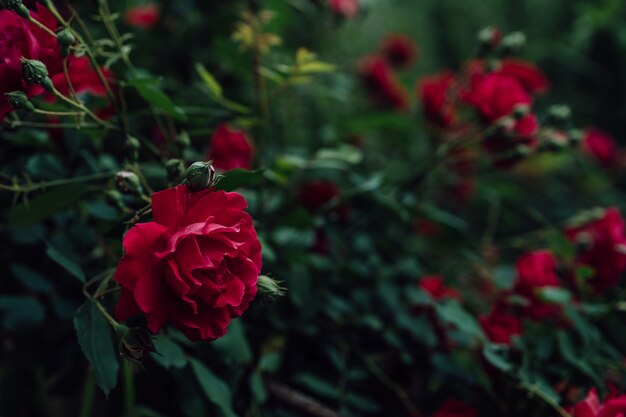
left=328, top=0, right=359, bottom=19
left=479, top=307, right=522, bottom=345
left=124, top=3, right=160, bottom=29
left=209, top=123, right=255, bottom=171
left=380, top=33, right=417, bottom=69
left=571, top=388, right=626, bottom=417
left=565, top=208, right=626, bottom=293
left=420, top=276, right=461, bottom=301
left=512, top=250, right=562, bottom=319
left=431, top=399, right=478, bottom=417
left=358, top=56, right=409, bottom=110
left=114, top=185, right=262, bottom=341
left=0, top=4, right=62, bottom=119
left=297, top=180, right=341, bottom=213
left=581, top=128, right=620, bottom=169
left=419, top=71, right=457, bottom=129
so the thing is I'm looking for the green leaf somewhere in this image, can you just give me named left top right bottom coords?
left=127, top=77, right=187, bottom=121
left=151, top=336, right=187, bottom=370
left=196, top=63, right=223, bottom=99
left=211, top=320, right=252, bottom=365
left=10, top=264, right=54, bottom=294
left=190, top=358, right=238, bottom=417
left=9, top=184, right=89, bottom=226
left=249, top=372, right=267, bottom=403
left=536, top=287, right=572, bottom=305
left=215, top=169, right=265, bottom=192
left=435, top=300, right=484, bottom=340
left=0, top=296, right=45, bottom=330
left=46, top=244, right=85, bottom=283
left=482, top=343, right=513, bottom=372
left=73, top=301, right=119, bottom=396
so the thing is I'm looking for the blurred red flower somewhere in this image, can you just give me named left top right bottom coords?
left=209, top=123, right=255, bottom=171
left=431, top=399, right=478, bottom=417
left=359, top=56, right=409, bottom=110
left=124, top=3, right=160, bottom=29
left=582, top=128, right=620, bottom=169
left=420, top=276, right=461, bottom=301
left=565, top=208, right=626, bottom=293
left=571, top=388, right=626, bottom=417
left=329, top=0, right=359, bottom=18
left=419, top=71, right=457, bottom=128
left=297, top=180, right=341, bottom=213
left=479, top=307, right=522, bottom=345
left=380, top=33, right=418, bottom=69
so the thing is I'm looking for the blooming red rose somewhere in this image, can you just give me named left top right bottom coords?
left=431, top=399, right=478, bottom=417
left=511, top=250, right=563, bottom=319
left=565, top=208, right=626, bottom=293
left=209, top=123, right=255, bottom=171
left=0, top=4, right=62, bottom=120
left=124, top=3, right=160, bottom=29
left=328, top=0, right=359, bottom=19
left=499, top=59, right=549, bottom=94
left=114, top=185, right=262, bottom=341
left=380, top=33, right=418, bottom=68
left=419, top=276, right=461, bottom=301
left=297, top=180, right=341, bottom=213
left=462, top=72, right=532, bottom=122
left=49, top=55, right=113, bottom=99
left=419, top=71, right=457, bottom=128
left=479, top=307, right=522, bottom=345
left=571, top=388, right=626, bottom=417
left=582, top=128, right=620, bottom=169
left=358, top=56, right=409, bottom=110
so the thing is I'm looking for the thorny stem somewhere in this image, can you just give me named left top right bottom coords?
left=0, top=171, right=115, bottom=193
left=52, top=86, right=112, bottom=128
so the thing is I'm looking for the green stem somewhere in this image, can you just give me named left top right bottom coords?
left=79, top=372, right=96, bottom=417
left=123, top=361, right=137, bottom=417
left=28, top=15, right=57, bottom=38
left=3, top=120, right=104, bottom=130
left=33, top=109, right=84, bottom=117
left=0, top=171, right=114, bottom=193
left=52, top=86, right=112, bottom=128
left=520, top=383, right=571, bottom=417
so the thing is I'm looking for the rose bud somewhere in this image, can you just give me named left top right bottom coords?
left=184, top=161, right=217, bottom=191
left=125, top=136, right=141, bottom=161
left=477, top=26, right=502, bottom=56
left=56, top=28, right=76, bottom=58
left=5, top=91, right=34, bottom=112
left=545, top=104, right=572, bottom=128
left=21, top=58, right=53, bottom=92
left=116, top=171, right=143, bottom=195
left=118, top=326, right=156, bottom=364
left=500, top=32, right=526, bottom=56
left=0, top=0, right=30, bottom=19
left=165, top=159, right=185, bottom=182
left=257, top=275, right=286, bottom=303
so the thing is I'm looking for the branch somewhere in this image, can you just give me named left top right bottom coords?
left=265, top=378, right=342, bottom=417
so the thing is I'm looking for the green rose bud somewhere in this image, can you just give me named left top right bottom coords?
left=0, top=0, right=30, bottom=19
left=165, top=159, right=185, bottom=182
left=500, top=32, right=526, bottom=56
left=56, top=28, right=76, bottom=58
left=256, top=275, right=286, bottom=303
left=115, top=171, right=143, bottom=195
left=184, top=161, right=216, bottom=191
left=125, top=136, right=141, bottom=161
left=5, top=91, right=35, bottom=112
left=21, top=58, right=53, bottom=92
left=117, top=326, right=156, bottom=364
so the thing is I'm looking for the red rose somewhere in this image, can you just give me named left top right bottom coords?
left=572, top=388, right=626, bottom=417
left=499, top=59, right=549, bottom=94
left=479, top=307, right=522, bottom=345
left=419, top=71, right=456, bottom=128
left=380, top=33, right=418, bottom=69
left=209, top=123, right=255, bottom=171
left=511, top=250, right=563, bottom=319
left=462, top=72, right=532, bottom=122
left=565, top=208, right=626, bottom=293
left=582, top=128, right=620, bottom=169
left=431, top=399, right=478, bottom=417
left=114, top=185, right=262, bottom=341
left=420, top=276, right=461, bottom=301
left=328, top=0, right=359, bottom=19
left=124, top=3, right=160, bottom=29
left=0, top=4, right=62, bottom=119
left=297, top=180, right=341, bottom=213
left=358, top=56, right=409, bottom=110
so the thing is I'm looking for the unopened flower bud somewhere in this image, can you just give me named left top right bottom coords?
left=125, top=136, right=141, bottom=161
left=56, top=28, right=76, bottom=58
left=257, top=275, right=286, bottom=303
left=0, top=0, right=30, bottom=19
left=540, top=129, right=569, bottom=152
left=511, top=104, right=530, bottom=120
left=116, top=171, right=142, bottom=195
left=177, top=131, right=191, bottom=148
left=545, top=105, right=572, bottom=128
left=5, top=91, right=35, bottom=112
left=184, top=161, right=216, bottom=191
left=165, top=159, right=185, bottom=182
left=117, top=326, right=156, bottom=364
left=500, top=32, right=526, bottom=56
left=21, top=58, right=53, bottom=92
left=477, top=26, right=501, bottom=57
left=568, top=129, right=583, bottom=146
